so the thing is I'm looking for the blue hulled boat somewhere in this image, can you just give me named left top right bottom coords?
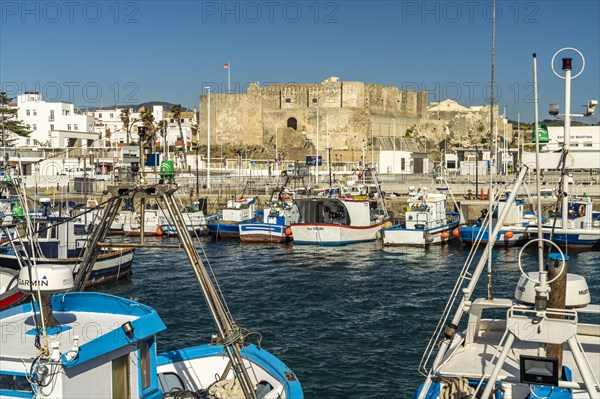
left=206, top=197, right=262, bottom=238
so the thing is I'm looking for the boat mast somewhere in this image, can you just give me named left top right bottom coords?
left=486, top=0, right=496, bottom=300
left=560, top=57, right=573, bottom=228
left=532, top=53, right=547, bottom=308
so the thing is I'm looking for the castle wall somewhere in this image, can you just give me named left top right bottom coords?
left=198, top=79, right=430, bottom=160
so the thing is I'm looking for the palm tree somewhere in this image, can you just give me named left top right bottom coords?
left=139, top=107, right=157, bottom=149
left=120, top=107, right=137, bottom=144
left=171, top=104, right=187, bottom=167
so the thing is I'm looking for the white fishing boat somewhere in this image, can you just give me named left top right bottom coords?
left=123, top=208, right=170, bottom=236
left=414, top=49, right=600, bottom=399
left=381, top=187, right=460, bottom=246
left=414, top=170, right=600, bottom=399
left=291, top=196, right=387, bottom=245
left=291, top=168, right=390, bottom=246
left=0, top=211, right=135, bottom=288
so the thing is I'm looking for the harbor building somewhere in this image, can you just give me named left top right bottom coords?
left=522, top=125, right=600, bottom=170
left=14, top=92, right=95, bottom=148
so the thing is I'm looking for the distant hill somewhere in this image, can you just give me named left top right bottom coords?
left=507, top=119, right=595, bottom=128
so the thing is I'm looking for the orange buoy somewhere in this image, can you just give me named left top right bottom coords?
left=286, top=227, right=293, bottom=236
left=155, top=227, right=164, bottom=236
left=452, top=228, right=460, bottom=237
left=505, top=231, right=514, bottom=239
left=441, top=231, right=450, bottom=239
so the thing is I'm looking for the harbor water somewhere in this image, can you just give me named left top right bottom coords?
left=101, top=238, right=600, bottom=398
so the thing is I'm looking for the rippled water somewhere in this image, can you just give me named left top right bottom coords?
left=101, top=238, right=600, bottom=399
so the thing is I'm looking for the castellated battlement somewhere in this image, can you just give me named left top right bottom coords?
left=197, top=77, right=428, bottom=160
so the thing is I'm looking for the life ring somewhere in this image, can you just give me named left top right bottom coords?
left=578, top=204, right=585, bottom=217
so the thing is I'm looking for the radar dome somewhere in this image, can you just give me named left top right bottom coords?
left=18, top=265, right=74, bottom=293
left=515, top=272, right=591, bottom=309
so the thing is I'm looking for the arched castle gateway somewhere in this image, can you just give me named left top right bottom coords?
left=197, top=77, right=429, bottom=162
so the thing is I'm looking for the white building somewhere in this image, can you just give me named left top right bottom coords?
left=376, top=137, right=429, bottom=174
left=522, top=125, right=600, bottom=170
left=15, top=92, right=95, bottom=148
left=87, top=106, right=194, bottom=149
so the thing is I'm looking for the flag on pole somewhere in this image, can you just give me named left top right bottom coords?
left=223, top=63, right=229, bottom=68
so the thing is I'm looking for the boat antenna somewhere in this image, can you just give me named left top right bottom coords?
left=532, top=53, right=549, bottom=308
left=486, top=0, right=496, bottom=300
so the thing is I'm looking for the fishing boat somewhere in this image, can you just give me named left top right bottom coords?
left=291, top=168, right=390, bottom=246
left=414, top=172, right=600, bottom=399
left=0, top=210, right=135, bottom=287
left=0, top=272, right=301, bottom=398
left=159, top=208, right=208, bottom=236
left=381, top=187, right=460, bottom=246
left=123, top=208, right=171, bottom=236
left=0, top=266, right=23, bottom=309
left=459, top=190, right=533, bottom=247
left=527, top=194, right=600, bottom=250
left=414, top=50, right=600, bottom=399
left=206, top=197, right=261, bottom=238
left=291, top=194, right=388, bottom=246
left=239, top=202, right=300, bottom=243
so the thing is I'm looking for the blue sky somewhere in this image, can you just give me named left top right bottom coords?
left=1, top=0, right=599, bottom=123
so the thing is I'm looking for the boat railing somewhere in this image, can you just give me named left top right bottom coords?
left=418, top=166, right=529, bottom=378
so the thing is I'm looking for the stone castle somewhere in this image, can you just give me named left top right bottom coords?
left=197, top=77, right=503, bottom=162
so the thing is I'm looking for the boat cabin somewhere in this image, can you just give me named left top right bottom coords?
left=0, top=292, right=166, bottom=399
left=295, top=197, right=371, bottom=226
left=405, top=192, right=448, bottom=230
left=9, top=216, right=89, bottom=259
left=222, top=198, right=256, bottom=222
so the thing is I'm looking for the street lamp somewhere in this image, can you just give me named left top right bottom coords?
left=204, top=86, right=211, bottom=189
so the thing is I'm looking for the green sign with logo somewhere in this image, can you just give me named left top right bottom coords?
left=532, top=123, right=549, bottom=144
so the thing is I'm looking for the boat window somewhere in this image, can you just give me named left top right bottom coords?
left=112, top=354, right=131, bottom=398
left=157, top=372, right=184, bottom=394
left=51, top=227, right=58, bottom=239
left=139, top=340, right=152, bottom=391
left=0, top=373, right=31, bottom=394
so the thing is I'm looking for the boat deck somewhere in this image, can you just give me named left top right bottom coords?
left=438, top=321, right=600, bottom=397
left=1, top=308, right=136, bottom=362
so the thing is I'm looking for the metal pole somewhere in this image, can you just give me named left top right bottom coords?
left=196, top=146, right=199, bottom=195
left=475, top=145, right=479, bottom=197
left=561, top=58, right=572, bottom=226
left=517, top=112, right=521, bottom=167
left=486, top=0, right=496, bottom=301
left=205, top=87, right=212, bottom=189
left=316, top=107, right=319, bottom=184
left=533, top=53, right=545, bottom=279
left=327, top=147, right=332, bottom=187
left=393, top=119, right=396, bottom=174
left=227, top=61, right=231, bottom=93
